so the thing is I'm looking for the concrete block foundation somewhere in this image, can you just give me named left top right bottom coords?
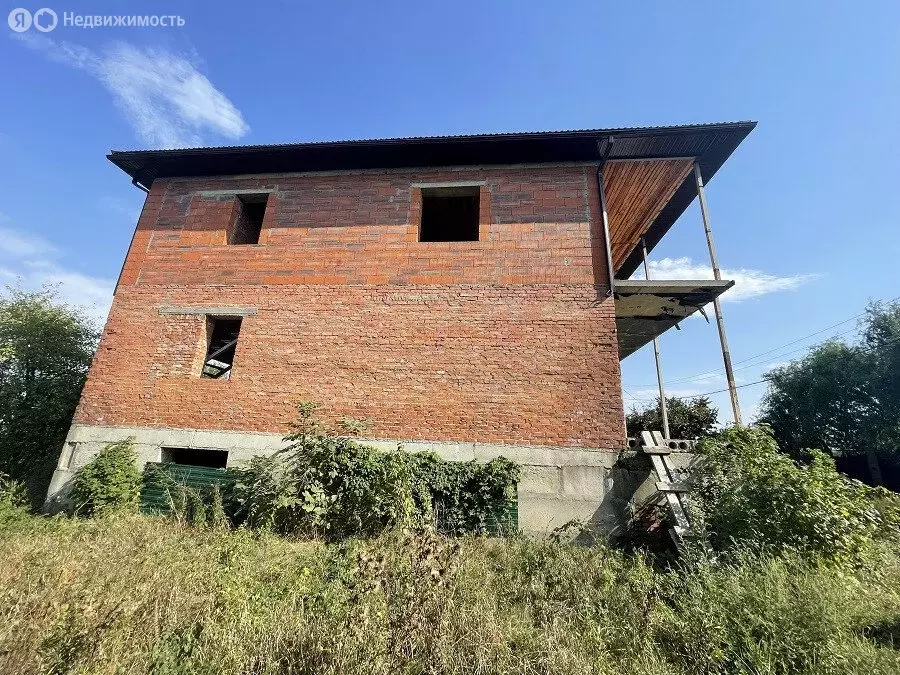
left=47, top=424, right=694, bottom=537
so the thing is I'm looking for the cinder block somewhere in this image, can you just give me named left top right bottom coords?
left=518, top=465, right=562, bottom=495
left=517, top=495, right=603, bottom=534
left=561, top=465, right=607, bottom=500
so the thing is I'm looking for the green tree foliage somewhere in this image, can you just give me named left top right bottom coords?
left=228, top=403, right=519, bottom=538
left=691, top=425, right=900, bottom=561
left=760, top=301, right=900, bottom=460
left=625, top=395, right=719, bottom=439
left=0, top=287, right=99, bottom=491
left=69, top=439, right=142, bottom=516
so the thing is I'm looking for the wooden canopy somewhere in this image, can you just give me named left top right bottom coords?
left=603, top=159, right=696, bottom=274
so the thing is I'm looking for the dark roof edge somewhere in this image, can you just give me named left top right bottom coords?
left=108, top=121, right=757, bottom=276
left=108, top=121, right=754, bottom=184
left=109, top=121, right=756, bottom=157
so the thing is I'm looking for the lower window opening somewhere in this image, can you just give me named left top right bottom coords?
left=202, top=317, right=242, bottom=379
left=161, top=447, right=228, bottom=469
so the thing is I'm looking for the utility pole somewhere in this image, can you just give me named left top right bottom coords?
left=640, top=237, right=670, bottom=438
left=694, top=163, right=742, bottom=425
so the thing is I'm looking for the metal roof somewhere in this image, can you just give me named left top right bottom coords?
left=108, top=121, right=756, bottom=277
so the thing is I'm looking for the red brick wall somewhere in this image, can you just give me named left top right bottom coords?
left=83, top=164, right=626, bottom=448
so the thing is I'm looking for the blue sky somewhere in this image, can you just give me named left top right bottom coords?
left=1, top=1, right=898, bottom=424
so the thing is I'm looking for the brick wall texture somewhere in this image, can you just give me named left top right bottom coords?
left=78, top=164, right=626, bottom=448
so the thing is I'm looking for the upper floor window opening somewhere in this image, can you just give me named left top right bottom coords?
left=419, top=186, right=480, bottom=242
left=229, top=193, right=268, bottom=245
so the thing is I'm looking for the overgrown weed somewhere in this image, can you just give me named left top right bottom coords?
left=1, top=512, right=898, bottom=674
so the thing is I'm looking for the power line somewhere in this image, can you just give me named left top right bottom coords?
left=726, top=327, right=860, bottom=375
left=628, top=332, right=900, bottom=404
left=655, top=325, right=862, bottom=388
left=630, top=295, right=900, bottom=390
left=627, top=326, right=859, bottom=393
left=731, top=314, right=866, bottom=366
left=621, top=388, right=644, bottom=405
left=683, top=378, right=769, bottom=398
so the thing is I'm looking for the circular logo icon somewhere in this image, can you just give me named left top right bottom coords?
left=33, top=7, right=57, bottom=32
left=8, top=8, right=32, bottom=32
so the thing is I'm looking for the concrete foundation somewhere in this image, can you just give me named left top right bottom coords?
left=47, top=424, right=694, bottom=537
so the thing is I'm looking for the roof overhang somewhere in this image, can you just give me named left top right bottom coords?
left=614, top=279, right=734, bottom=359
left=108, top=122, right=755, bottom=275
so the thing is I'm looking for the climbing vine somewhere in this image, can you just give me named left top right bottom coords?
left=227, top=403, right=519, bottom=538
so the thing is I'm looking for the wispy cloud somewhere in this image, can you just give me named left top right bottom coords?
left=0, top=225, right=114, bottom=324
left=637, top=256, right=819, bottom=302
left=0, top=226, right=59, bottom=258
left=100, top=196, right=143, bottom=222
left=16, top=34, right=248, bottom=148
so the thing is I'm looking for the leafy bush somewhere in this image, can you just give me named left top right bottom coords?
left=408, top=452, right=519, bottom=534
left=691, top=425, right=899, bottom=561
left=69, top=439, right=142, bottom=516
left=0, top=472, right=29, bottom=522
left=229, top=403, right=519, bottom=538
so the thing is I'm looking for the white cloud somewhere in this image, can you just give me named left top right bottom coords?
left=0, top=226, right=58, bottom=258
left=16, top=34, right=248, bottom=148
left=637, top=256, right=819, bottom=302
left=0, top=225, right=114, bottom=325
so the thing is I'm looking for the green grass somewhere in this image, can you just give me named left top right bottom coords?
left=1, top=511, right=899, bottom=674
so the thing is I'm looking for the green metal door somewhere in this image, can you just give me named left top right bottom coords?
left=140, top=462, right=231, bottom=515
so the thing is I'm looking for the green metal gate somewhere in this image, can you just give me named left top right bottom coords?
left=483, top=499, right=518, bottom=536
left=140, top=462, right=232, bottom=515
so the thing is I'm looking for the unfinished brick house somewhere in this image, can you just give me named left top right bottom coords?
left=47, top=122, right=755, bottom=532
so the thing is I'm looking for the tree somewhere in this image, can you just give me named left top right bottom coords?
left=0, top=287, right=99, bottom=498
left=759, top=301, right=900, bottom=461
left=625, top=396, right=718, bottom=440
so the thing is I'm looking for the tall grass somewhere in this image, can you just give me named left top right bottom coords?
left=1, top=511, right=898, bottom=674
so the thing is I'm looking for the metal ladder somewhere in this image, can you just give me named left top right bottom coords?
left=638, top=430, right=693, bottom=547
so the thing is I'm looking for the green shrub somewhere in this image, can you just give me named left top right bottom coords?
left=408, top=452, right=520, bottom=535
left=229, top=403, right=519, bottom=538
left=691, top=425, right=898, bottom=561
left=69, top=439, right=141, bottom=516
left=0, top=471, right=29, bottom=522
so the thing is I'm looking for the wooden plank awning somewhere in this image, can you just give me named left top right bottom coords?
left=603, top=159, right=695, bottom=273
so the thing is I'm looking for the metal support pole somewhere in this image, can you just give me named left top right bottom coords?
left=641, top=237, right=670, bottom=439
left=694, top=163, right=742, bottom=425
left=596, top=164, right=617, bottom=297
